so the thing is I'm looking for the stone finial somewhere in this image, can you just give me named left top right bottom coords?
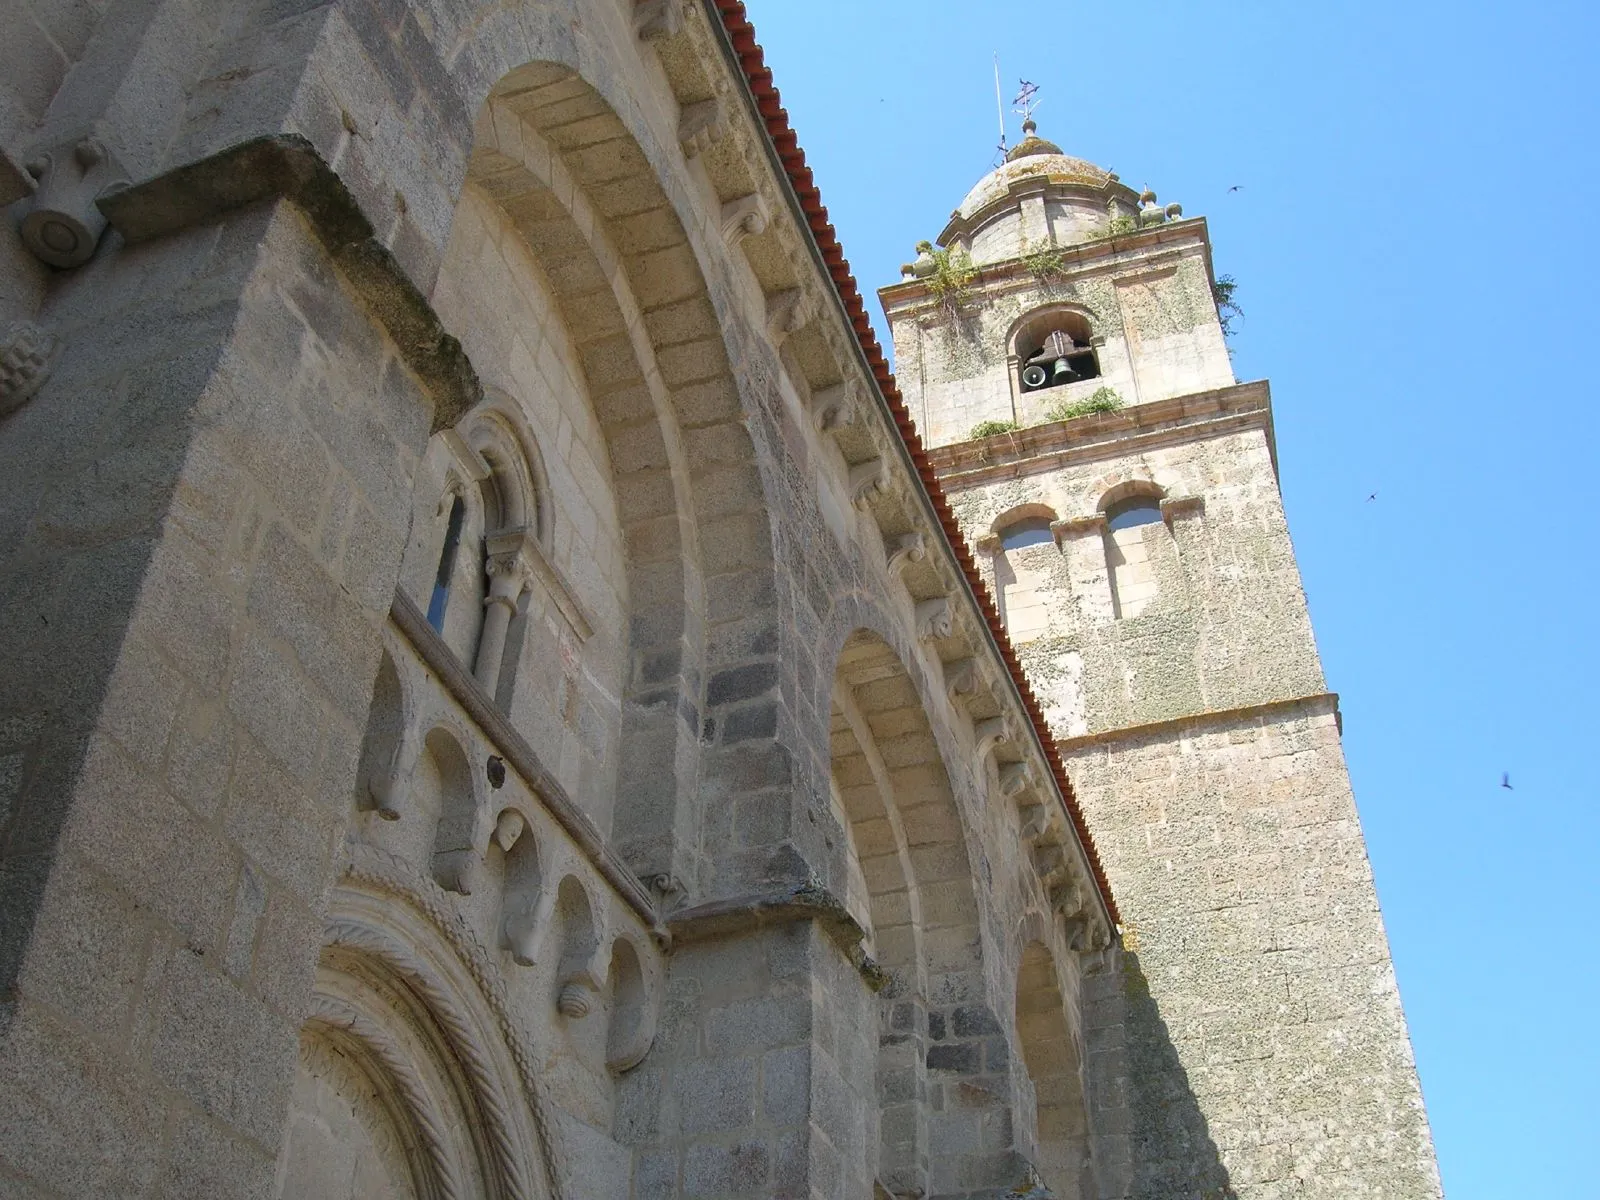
left=848, top=458, right=888, bottom=510
left=910, top=240, right=937, bottom=278
left=720, top=193, right=770, bottom=247
left=886, top=532, right=927, bottom=580
left=0, top=321, right=61, bottom=417
left=914, top=597, right=952, bottom=641
left=633, top=0, right=681, bottom=40
left=16, top=137, right=126, bottom=268
left=679, top=98, right=725, bottom=158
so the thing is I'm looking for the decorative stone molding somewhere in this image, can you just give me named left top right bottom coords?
left=0, top=321, right=61, bottom=417
left=886, top=531, right=926, bottom=580
left=1018, top=803, right=1051, bottom=843
left=557, top=971, right=601, bottom=1019
left=914, top=597, right=952, bottom=642
left=764, top=286, right=811, bottom=344
left=16, top=137, right=126, bottom=268
left=1052, top=513, right=1107, bottom=540
left=633, top=0, right=681, bottom=40
left=678, top=98, right=726, bottom=158
left=440, top=427, right=491, bottom=482
left=719, top=192, right=770, bottom=247
left=0, top=143, right=35, bottom=205
left=974, top=714, right=1013, bottom=759
left=1160, top=494, right=1205, bottom=523
left=974, top=532, right=1002, bottom=554
left=849, top=458, right=888, bottom=510
left=810, top=380, right=859, bottom=432
left=492, top=808, right=526, bottom=853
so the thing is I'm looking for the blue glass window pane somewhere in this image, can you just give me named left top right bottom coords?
left=1106, top=500, right=1162, bottom=531
left=1000, top=518, right=1055, bottom=550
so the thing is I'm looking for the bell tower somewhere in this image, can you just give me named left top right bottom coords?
left=881, top=124, right=1443, bottom=1197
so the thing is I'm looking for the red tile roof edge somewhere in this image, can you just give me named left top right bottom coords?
left=713, top=0, right=1119, bottom=926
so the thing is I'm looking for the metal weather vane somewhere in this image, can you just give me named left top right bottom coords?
left=1013, top=79, right=1041, bottom=127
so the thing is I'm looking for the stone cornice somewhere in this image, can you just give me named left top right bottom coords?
left=927, top=380, right=1278, bottom=491
left=389, top=588, right=661, bottom=930
left=1055, top=692, right=1341, bottom=755
left=96, top=134, right=480, bottom=432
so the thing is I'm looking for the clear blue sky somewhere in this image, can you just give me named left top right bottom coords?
left=745, top=2, right=1599, bottom=1194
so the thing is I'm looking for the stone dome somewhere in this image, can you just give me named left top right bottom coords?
left=954, top=121, right=1115, bottom=222
left=939, top=121, right=1133, bottom=265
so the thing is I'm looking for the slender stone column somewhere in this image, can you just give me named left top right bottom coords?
left=474, top=529, right=533, bottom=691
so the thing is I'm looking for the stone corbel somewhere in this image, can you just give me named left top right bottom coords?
left=810, top=380, right=860, bottom=433
left=998, top=760, right=1038, bottom=803
left=492, top=808, right=527, bottom=853
left=974, top=532, right=1002, bottom=555
left=943, top=656, right=978, bottom=708
left=633, top=0, right=681, bottom=40
left=558, top=943, right=611, bottom=1019
left=886, top=531, right=926, bottom=580
left=1052, top=513, right=1107, bottom=540
left=720, top=192, right=770, bottom=248
left=15, top=136, right=126, bottom=268
left=0, top=321, right=62, bottom=418
left=1018, top=803, right=1051, bottom=843
left=974, top=714, right=1014, bottom=760
left=502, top=883, right=559, bottom=967
left=1033, top=844, right=1072, bottom=891
left=765, top=287, right=812, bottom=345
left=679, top=98, right=726, bottom=158
left=1160, top=494, right=1205, bottom=524
left=849, top=458, right=888, bottom=510
left=914, top=596, right=952, bottom=642
left=1, top=143, right=35, bottom=205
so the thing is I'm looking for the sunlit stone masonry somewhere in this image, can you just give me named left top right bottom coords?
left=0, top=2, right=1437, bottom=1197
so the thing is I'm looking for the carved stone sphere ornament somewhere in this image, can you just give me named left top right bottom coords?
left=18, top=138, right=125, bottom=268
left=0, top=321, right=60, bottom=417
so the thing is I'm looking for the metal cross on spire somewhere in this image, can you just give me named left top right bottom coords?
left=1013, top=79, right=1041, bottom=127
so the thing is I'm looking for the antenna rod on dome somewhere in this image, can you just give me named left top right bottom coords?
left=993, top=54, right=1007, bottom=162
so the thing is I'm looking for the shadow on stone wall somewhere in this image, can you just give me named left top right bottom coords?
left=1087, top=950, right=1235, bottom=1200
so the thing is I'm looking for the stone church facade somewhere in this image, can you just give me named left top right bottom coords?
left=0, top=2, right=1439, bottom=1198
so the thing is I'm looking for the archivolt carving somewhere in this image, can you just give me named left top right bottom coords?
left=304, top=991, right=470, bottom=1200
left=337, top=843, right=568, bottom=1197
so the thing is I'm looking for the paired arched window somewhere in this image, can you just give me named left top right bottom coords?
left=1103, top=495, right=1164, bottom=619
left=423, top=407, right=549, bottom=700
left=1015, top=311, right=1100, bottom=394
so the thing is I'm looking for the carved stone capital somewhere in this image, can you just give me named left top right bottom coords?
left=633, top=0, right=681, bottom=40
left=810, top=381, right=860, bottom=433
left=765, top=287, right=812, bottom=344
left=720, top=192, right=770, bottom=248
left=16, top=137, right=126, bottom=268
left=0, top=321, right=61, bottom=417
left=484, top=527, right=536, bottom=606
left=849, top=458, right=888, bottom=510
left=679, top=98, right=726, bottom=158
left=1052, top=514, right=1107, bottom=539
left=886, top=532, right=926, bottom=580
left=914, top=597, right=952, bottom=642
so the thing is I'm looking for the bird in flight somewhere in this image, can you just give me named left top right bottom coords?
left=1501, top=772, right=1513, bottom=790
left=1366, top=492, right=1378, bottom=502
left=1228, top=185, right=1244, bottom=192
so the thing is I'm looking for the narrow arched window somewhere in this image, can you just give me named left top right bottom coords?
left=427, top=493, right=466, bottom=633
left=1103, top=497, right=1163, bottom=619
left=995, top=516, right=1059, bottom=642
